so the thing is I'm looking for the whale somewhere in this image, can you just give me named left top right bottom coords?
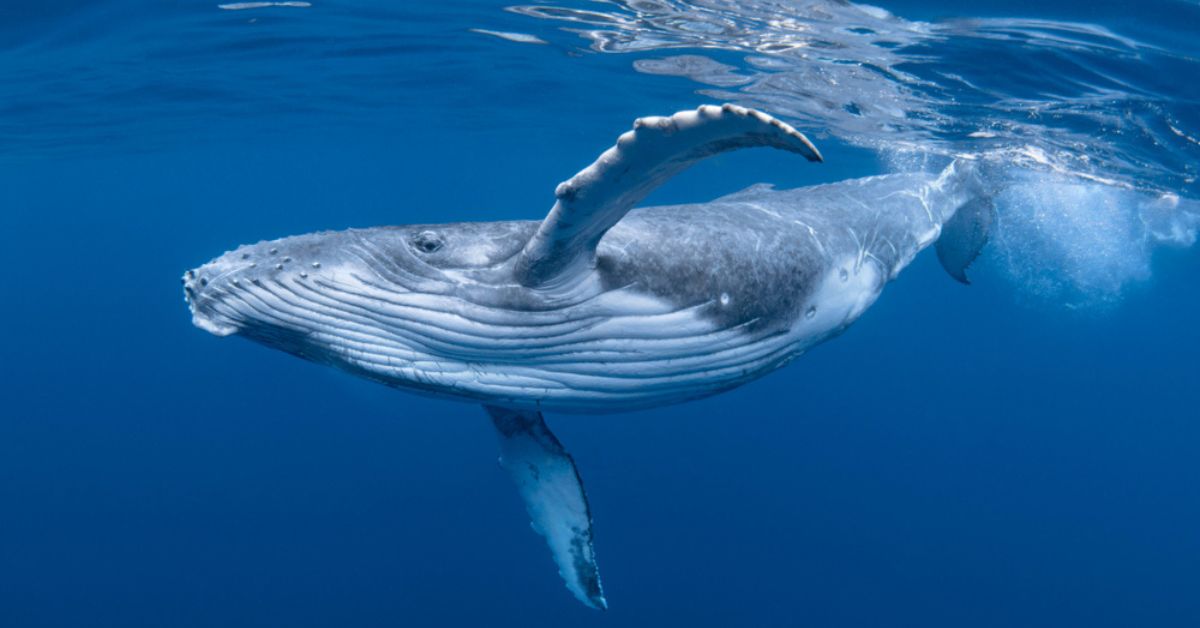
left=183, top=104, right=991, bottom=609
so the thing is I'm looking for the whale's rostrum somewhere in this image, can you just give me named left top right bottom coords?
left=183, top=104, right=990, bottom=608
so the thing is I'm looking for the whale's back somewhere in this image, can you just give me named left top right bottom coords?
left=597, top=171, right=949, bottom=331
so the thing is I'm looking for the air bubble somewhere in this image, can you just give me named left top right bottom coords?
left=839, top=268, right=849, bottom=282
left=805, top=306, right=817, bottom=319
left=719, top=292, right=730, bottom=306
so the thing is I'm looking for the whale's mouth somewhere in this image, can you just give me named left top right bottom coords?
left=182, top=267, right=241, bottom=337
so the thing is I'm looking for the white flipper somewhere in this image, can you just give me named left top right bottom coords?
left=514, top=104, right=823, bottom=286
left=485, top=405, right=607, bottom=610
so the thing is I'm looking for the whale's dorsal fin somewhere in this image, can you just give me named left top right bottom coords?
left=513, top=104, right=822, bottom=287
left=485, top=405, right=607, bottom=610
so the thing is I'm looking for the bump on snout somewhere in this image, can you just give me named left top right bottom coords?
left=184, top=238, right=325, bottom=337
left=183, top=264, right=240, bottom=337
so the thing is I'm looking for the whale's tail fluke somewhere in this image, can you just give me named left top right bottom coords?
left=936, top=194, right=995, bottom=284
left=933, top=160, right=996, bottom=284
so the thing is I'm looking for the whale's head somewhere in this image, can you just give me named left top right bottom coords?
left=183, top=222, right=548, bottom=391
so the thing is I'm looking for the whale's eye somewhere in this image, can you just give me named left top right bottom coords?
left=411, top=230, right=444, bottom=254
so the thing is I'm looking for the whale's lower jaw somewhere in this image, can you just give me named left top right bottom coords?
left=224, top=284, right=803, bottom=414
left=190, top=309, right=239, bottom=337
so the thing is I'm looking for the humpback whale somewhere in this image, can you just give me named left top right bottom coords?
left=183, top=104, right=990, bottom=609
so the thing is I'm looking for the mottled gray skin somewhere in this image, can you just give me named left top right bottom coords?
left=182, top=105, right=986, bottom=610
left=185, top=170, right=963, bottom=413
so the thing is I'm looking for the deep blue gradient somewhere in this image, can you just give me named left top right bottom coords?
left=1, top=1, right=1198, bottom=626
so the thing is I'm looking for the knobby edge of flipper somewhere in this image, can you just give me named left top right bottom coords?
left=514, top=104, right=822, bottom=288
left=484, top=405, right=607, bottom=610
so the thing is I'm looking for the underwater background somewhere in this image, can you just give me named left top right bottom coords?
left=2, top=0, right=1198, bottom=626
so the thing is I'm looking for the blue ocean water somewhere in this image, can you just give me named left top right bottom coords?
left=1, top=0, right=1198, bottom=625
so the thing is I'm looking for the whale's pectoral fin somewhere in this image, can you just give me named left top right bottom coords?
left=514, top=104, right=823, bottom=286
left=485, top=405, right=607, bottom=610
left=936, top=195, right=996, bottom=284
